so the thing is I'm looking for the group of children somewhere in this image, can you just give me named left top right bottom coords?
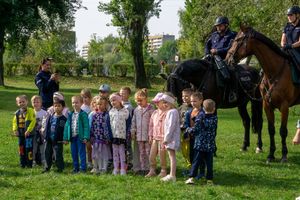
left=12, top=84, right=218, bottom=184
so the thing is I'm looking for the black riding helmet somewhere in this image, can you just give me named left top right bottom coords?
left=214, top=16, right=229, bottom=26
left=287, top=6, right=300, bottom=15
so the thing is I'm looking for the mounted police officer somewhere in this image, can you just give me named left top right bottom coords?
left=205, top=16, right=237, bottom=102
left=281, top=6, right=300, bottom=83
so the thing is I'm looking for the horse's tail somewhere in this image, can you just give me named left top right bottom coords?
left=251, top=86, right=263, bottom=134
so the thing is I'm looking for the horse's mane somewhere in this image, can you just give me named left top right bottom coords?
left=173, top=58, right=209, bottom=76
left=250, top=28, right=289, bottom=59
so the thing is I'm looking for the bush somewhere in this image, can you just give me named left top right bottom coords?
left=4, top=63, right=18, bottom=76
left=144, top=63, right=160, bottom=78
left=111, top=63, right=133, bottom=77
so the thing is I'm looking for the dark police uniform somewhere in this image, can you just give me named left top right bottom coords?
left=205, top=29, right=237, bottom=59
left=283, top=21, right=300, bottom=53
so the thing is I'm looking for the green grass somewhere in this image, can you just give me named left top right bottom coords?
left=0, top=76, right=300, bottom=200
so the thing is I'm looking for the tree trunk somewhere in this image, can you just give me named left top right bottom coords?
left=131, top=21, right=150, bottom=89
left=0, top=29, right=5, bottom=86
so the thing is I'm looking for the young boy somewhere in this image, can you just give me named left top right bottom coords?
left=185, top=99, right=217, bottom=185
left=120, top=86, right=135, bottom=170
left=12, top=95, right=36, bottom=168
left=43, top=100, right=67, bottom=173
left=31, top=95, right=48, bottom=166
left=99, top=84, right=112, bottom=110
left=178, top=88, right=193, bottom=173
left=64, top=96, right=90, bottom=173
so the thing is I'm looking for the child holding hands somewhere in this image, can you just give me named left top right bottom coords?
left=64, top=96, right=90, bottom=173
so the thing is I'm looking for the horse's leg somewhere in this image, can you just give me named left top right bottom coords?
left=279, top=103, right=289, bottom=162
left=264, top=102, right=276, bottom=162
left=238, top=104, right=250, bottom=151
left=251, top=97, right=263, bottom=153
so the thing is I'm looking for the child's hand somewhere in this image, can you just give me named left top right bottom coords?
left=25, top=131, right=30, bottom=137
left=82, top=139, right=87, bottom=144
left=63, top=141, right=69, bottom=145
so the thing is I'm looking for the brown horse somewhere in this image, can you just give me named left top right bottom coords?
left=226, top=25, right=300, bottom=163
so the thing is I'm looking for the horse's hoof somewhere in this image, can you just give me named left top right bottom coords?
left=281, top=157, right=288, bottom=163
left=266, top=157, right=275, bottom=164
left=255, top=147, right=263, bottom=154
left=240, top=146, right=248, bottom=152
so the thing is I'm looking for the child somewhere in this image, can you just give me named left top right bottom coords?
left=31, top=95, right=48, bottom=166
left=47, top=92, right=69, bottom=118
left=131, top=89, right=154, bottom=174
left=183, top=92, right=204, bottom=177
left=178, top=88, right=193, bottom=173
left=109, top=93, right=129, bottom=175
left=43, top=100, right=67, bottom=173
left=185, top=99, right=217, bottom=185
left=146, top=92, right=167, bottom=178
left=90, top=97, right=112, bottom=174
left=12, top=95, right=36, bottom=168
left=120, top=86, right=135, bottom=171
left=80, top=88, right=93, bottom=169
left=99, top=84, right=112, bottom=110
left=63, top=96, right=90, bottom=173
left=293, top=120, right=300, bottom=145
left=160, top=93, right=181, bottom=182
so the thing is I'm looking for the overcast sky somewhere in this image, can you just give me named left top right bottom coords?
left=74, top=0, right=185, bottom=50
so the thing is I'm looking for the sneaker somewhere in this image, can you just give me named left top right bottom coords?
left=90, top=168, right=97, bottom=174
left=161, top=175, right=176, bottom=182
left=72, top=169, right=79, bottom=174
left=207, top=180, right=214, bottom=185
left=120, top=169, right=127, bottom=175
left=145, top=171, right=156, bottom=178
left=158, top=170, right=167, bottom=178
left=112, top=169, right=119, bottom=175
left=41, top=168, right=50, bottom=174
left=185, top=177, right=195, bottom=184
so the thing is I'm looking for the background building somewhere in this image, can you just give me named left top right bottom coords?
left=148, top=34, right=175, bottom=54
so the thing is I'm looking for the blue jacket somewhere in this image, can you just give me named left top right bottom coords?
left=35, top=70, right=59, bottom=109
left=46, top=114, right=67, bottom=143
left=205, top=29, right=236, bottom=59
left=193, top=113, right=218, bottom=152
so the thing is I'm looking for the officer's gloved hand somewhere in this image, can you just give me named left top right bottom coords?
left=283, top=44, right=292, bottom=51
left=203, top=54, right=212, bottom=61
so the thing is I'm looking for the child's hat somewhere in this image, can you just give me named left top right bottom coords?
left=160, top=94, right=176, bottom=105
left=99, top=84, right=111, bottom=92
left=53, top=92, right=64, bottom=101
left=152, top=92, right=164, bottom=103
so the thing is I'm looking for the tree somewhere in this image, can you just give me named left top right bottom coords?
left=0, top=0, right=82, bottom=86
left=178, top=0, right=297, bottom=59
left=156, top=40, right=177, bottom=64
left=99, top=0, right=162, bottom=88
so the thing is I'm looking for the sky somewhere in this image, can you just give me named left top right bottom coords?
left=74, top=0, right=185, bottom=51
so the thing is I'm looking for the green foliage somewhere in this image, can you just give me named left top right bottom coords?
left=144, top=63, right=160, bottom=78
left=156, top=40, right=178, bottom=64
left=178, top=0, right=297, bottom=59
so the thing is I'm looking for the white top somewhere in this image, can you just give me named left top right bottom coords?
left=109, top=107, right=129, bottom=139
left=164, top=108, right=181, bottom=150
left=81, top=104, right=91, bottom=114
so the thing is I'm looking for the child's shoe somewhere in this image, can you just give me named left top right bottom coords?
left=112, top=169, right=119, bottom=175
left=90, top=168, right=97, bottom=174
left=161, top=175, right=176, bottom=182
left=206, top=180, right=214, bottom=185
left=120, top=169, right=127, bottom=175
left=158, top=170, right=167, bottom=178
left=185, top=177, right=195, bottom=184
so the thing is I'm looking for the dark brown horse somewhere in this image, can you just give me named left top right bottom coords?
left=163, top=58, right=263, bottom=152
left=226, top=25, right=300, bottom=162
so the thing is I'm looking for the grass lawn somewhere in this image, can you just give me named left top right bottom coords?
left=0, top=75, right=300, bottom=200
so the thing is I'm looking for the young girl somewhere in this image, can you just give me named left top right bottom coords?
left=47, top=92, right=69, bottom=118
left=146, top=92, right=167, bottom=178
left=160, top=93, right=181, bottom=182
left=131, top=89, right=154, bottom=174
left=109, top=93, right=129, bottom=175
left=90, top=97, right=112, bottom=174
left=80, top=88, right=93, bottom=169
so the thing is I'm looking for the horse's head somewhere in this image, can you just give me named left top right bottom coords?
left=226, top=24, right=255, bottom=65
left=163, top=73, right=192, bottom=105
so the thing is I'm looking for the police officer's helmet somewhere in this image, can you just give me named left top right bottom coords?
left=287, top=6, right=300, bottom=15
left=214, top=16, right=229, bottom=26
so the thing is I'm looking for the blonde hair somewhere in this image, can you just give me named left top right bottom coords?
left=203, top=99, right=216, bottom=113
left=72, top=95, right=83, bottom=103
left=16, top=95, right=28, bottom=101
left=96, top=96, right=108, bottom=105
left=80, top=88, right=92, bottom=99
left=31, top=95, right=42, bottom=103
left=134, top=88, right=148, bottom=99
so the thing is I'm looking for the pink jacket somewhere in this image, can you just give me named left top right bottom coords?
left=148, top=109, right=167, bottom=141
left=131, top=104, right=154, bottom=141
